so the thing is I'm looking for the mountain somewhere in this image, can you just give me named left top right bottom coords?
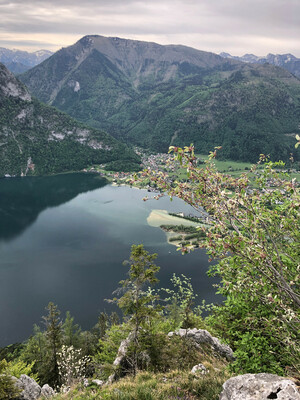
left=0, top=62, right=140, bottom=177
left=20, top=35, right=300, bottom=162
left=0, top=48, right=53, bottom=74
left=220, top=52, right=300, bottom=79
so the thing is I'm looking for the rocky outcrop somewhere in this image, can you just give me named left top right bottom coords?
left=168, top=328, right=234, bottom=361
left=13, top=374, right=54, bottom=400
left=107, top=332, right=135, bottom=384
left=219, top=373, right=300, bottom=400
left=0, top=63, right=31, bottom=101
left=15, top=375, right=41, bottom=400
left=107, top=328, right=233, bottom=384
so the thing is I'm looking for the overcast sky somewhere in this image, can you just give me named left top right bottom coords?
left=0, top=0, right=299, bottom=56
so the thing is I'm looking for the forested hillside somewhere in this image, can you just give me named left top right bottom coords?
left=0, top=62, right=140, bottom=177
left=20, top=35, right=300, bottom=162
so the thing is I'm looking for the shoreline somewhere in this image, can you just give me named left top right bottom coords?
left=147, top=209, right=204, bottom=247
left=147, top=209, right=201, bottom=228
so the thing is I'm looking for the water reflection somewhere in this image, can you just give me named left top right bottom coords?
left=0, top=173, right=107, bottom=241
left=0, top=176, right=221, bottom=347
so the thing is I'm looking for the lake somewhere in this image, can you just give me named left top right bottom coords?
left=0, top=173, right=221, bottom=347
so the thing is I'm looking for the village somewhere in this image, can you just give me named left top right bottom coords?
left=83, top=149, right=180, bottom=190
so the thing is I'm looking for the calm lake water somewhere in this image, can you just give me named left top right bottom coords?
left=0, top=173, right=221, bottom=347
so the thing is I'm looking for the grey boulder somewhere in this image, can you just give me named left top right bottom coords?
left=41, top=384, right=55, bottom=398
left=12, top=374, right=54, bottom=400
left=219, top=373, right=300, bottom=400
left=168, top=328, right=234, bottom=361
left=16, top=374, right=41, bottom=400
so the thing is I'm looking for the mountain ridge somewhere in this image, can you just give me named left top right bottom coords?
left=22, top=35, right=238, bottom=104
left=220, top=52, right=300, bottom=78
left=0, top=47, right=53, bottom=74
left=20, top=35, right=300, bottom=162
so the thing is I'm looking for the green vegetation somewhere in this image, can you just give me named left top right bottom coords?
left=108, top=244, right=161, bottom=376
left=18, top=306, right=97, bottom=388
left=0, top=63, right=140, bottom=177
left=1, top=209, right=299, bottom=398
left=197, top=155, right=254, bottom=173
left=0, top=360, right=21, bottom=400
left=144, top=145, right=300, bottom=375
left=160, top=224, right=207, bottom=247
left=0, top=96, right=140, bottom=176
left=104, top=160, right=141, bottom=172
left=1, top=133, right=299, bottom=398
left=168, top=213, right=202, bottom=223
left=160, top=225, right=199, bottom=233
left=20, top=37, right=300, bottom=163
left=56, top=369, right=230, bottom=400
left=0, top=247, right=230, bottom=399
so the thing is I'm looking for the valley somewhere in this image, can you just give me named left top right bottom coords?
left=0, top=31, right=299, bottom=400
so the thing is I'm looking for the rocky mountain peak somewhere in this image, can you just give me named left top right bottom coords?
left=220, top=51, right=300, bottom=78
left=0, top=62, right=31, bottom=101
left=72, top=34, right=234, bottom=76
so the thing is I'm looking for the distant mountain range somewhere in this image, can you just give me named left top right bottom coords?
left=0, top=48, right=53, bottom=74
left=220, top=52, right=300, bottom=79
left=0, top=62, right=140, bottom=177
left=19, top=35, right=300, bottom=163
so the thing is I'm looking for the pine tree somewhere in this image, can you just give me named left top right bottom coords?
left=42, top=302, right=62, bottom=388
left=0, top=360, right=20, bottom=399
left=98, top=312, right=109, bottom=339
left=111, top=244, right=161, bottom=374
left=62, top=311, right=81, bottom=347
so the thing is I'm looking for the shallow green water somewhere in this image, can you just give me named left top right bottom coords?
left=0, top=173, right=220, bottom=346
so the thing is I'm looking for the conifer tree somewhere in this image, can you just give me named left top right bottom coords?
left=42, top=302, right=62, bottom=388
left=98, top=312, right=109, bottom=339
left=0, top=360, right=20, bottom=399
left=111, top=244, right=160, bottom=374
left=62, top=311, right=81, bottom=347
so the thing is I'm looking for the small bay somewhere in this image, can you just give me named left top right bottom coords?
left=0, top=173, right=221, bottom=347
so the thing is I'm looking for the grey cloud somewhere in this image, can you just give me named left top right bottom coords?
left=0, top=39, right=57, bottom=49
left=0, top=0, right=299, bottom=56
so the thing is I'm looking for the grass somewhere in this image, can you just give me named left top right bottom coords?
left=168, top=155, right=255, bottom=182
left=55, top=334, right=232, bottom=400
left=197, top=155, right=254, bottom=173
left=56, top=367, right=231, bottom=400
left=194, top=155, right=299, bottom=182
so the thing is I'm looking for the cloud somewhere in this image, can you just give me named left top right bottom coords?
left=0, top=0, right=299, bottom=56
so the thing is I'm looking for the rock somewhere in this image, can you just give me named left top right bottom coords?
left=41, top=384, right=55, bottom=398
left=219, top=373, right=300, bottom=400
left=191, top=363, right=208, bottom=375
left=83, top=378, right=89, bottom=387
left=60, top=385, right=70, bottom=394
left=107, top=331, right=135, bottom=384
left=17, top=374, right=41, bottom=400
left=12, top=375, right=54, bottom=400
left=168, top=328, right=234, bottom=361
left=92, top=379, right=104, bottom=386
